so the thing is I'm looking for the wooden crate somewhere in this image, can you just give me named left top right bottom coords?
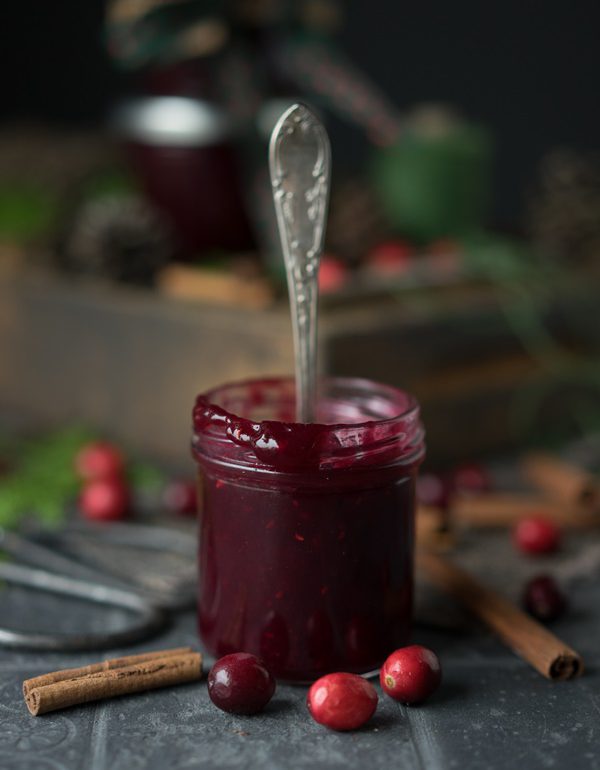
left=0, top=267, right=597, bottom=467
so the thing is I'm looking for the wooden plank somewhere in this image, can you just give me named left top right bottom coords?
left=0, top=270, right=292, bottom=466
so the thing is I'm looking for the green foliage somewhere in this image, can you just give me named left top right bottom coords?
left=0, top=183, right=60, bottom=242
left=80, top=169, right=138, bottom=201
left=127, top=459, right=166, bottom=492
left=462, top=233, right=600, bottom=444
left=0, top=427, right=94, bottom=529
left=0, top=427, right=169, bottom=530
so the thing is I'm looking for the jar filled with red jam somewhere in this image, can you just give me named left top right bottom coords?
left=192, top=377, right=425, bottom=682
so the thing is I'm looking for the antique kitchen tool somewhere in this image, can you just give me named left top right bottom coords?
left=0, top=521, right=196, bottom=651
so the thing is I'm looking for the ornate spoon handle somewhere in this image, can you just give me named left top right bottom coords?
left=269, top=103, right=331, bottom=423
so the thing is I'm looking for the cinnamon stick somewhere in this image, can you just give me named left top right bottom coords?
left=23, top=647, right=193, bottom=697
left=416, top=505, right=455, bottom=550
left=24, top=649, right=203, bottom=716
left=416, top=549, right=583, bottom=681
left=521, top=453, right=599, bottom=512
left=451, top=493, right=599, bottom=529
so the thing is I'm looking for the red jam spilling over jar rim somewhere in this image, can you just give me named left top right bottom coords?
left=192, top=377, right=425, bottom=475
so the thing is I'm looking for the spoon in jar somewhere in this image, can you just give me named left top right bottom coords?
left=269, top=103, right=331, bottom=423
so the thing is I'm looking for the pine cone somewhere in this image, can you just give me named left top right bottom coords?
left=326, top=178, right=387, bottom=262
left=59, top=196, right=174, bottom=285
left=529, top=149, right=600, bottom=266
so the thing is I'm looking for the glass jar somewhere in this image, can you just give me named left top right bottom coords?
left=112, top=97, right=254, bottom=254
left=192, top=377, right=425, bottom=682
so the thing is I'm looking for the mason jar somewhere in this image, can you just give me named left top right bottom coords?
left=192, top=377, right=425, bottom=681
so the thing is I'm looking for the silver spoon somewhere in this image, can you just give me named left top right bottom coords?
left=269, top=103, right=331, bottom=423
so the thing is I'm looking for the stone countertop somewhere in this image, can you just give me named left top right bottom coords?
left=0, top=530, right=599, bottom=770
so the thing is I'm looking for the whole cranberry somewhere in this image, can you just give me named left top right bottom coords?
left=451, top=462, right=492, bottom=496
left=307, top=672, right=377, bottom=731
left=380, top=645, right=442, bottom=704
left=417, top=472, right=452, bottom=510
left=208, top=653, right=276, bottom=715
left=366, top=240, right=413, bottom=276
left=318, top=255, right=349, bottom=294
left=523, top=575, right=567, bottom=621
left=75, top=441, right=124, bottom=481
left=79, top=478, right=130, bottom=521
left=162, top=479, right=197, bottom=516
left=514, top=516, right=561, bottom=555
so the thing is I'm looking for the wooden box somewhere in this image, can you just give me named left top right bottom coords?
left=0, top=267, right=597, bottom=467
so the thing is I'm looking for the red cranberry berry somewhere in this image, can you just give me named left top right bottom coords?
left=523, top=575, right=567, bottom=621
left=514, top=516, right=561, bottom=555
left=79, top=478, right=130, bottom=521
left=366, top=240, right=413, bottom=276
left=162, top=479, right=197, bottom=516
left=75, top=441, right=124, bottom=481
left=307, top=672, right=377, bottom=731
left=380, top=645, right=442, bottom=704
left=417, top=472, right=452, bottom=510
left=451, top=462, right=492, bottom=496
left=318, top=255, right=349, bottom=294
left=208, top=653, right=276, bottom=715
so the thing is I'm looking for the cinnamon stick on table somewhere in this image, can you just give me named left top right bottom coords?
left=521, top=453, right=600, bottom=512
left=416, top=550, right=583, bottom=681
left=451, top=493, right=599, bottom=529
left=24, top=648, right=203, bottom=716
left=416, top=505, right=455, bottom=549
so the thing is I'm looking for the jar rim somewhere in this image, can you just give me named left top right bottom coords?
left=192, top=376, right=425, bottom=473
left=199, top=375, right=420, bottom=427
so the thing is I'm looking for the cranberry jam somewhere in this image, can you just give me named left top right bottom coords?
left=192, top=377, right=425, bottom=682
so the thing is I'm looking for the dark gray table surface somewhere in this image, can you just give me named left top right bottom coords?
left=1, top=530, right=599, bottom=770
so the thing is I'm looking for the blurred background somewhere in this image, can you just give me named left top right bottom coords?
left=1, top=0, right=599, bottom=478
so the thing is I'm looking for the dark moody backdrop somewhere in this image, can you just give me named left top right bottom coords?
left=2, top=1, right=599, bottom=226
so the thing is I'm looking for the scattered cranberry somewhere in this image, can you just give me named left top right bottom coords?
left=79, top=478, right=130, bottom=521
left=307, top=672, right=377, bottom=731
left=208, top=653, right=276, bottom=715
left=451, top=462, right=492, bottom=496
left=75, top=441, right=124, bottom=481
left=366, top=240, right=413, bottom=276
left=380, top=645, right=442, bottom=704
left=162, top=479, right=197, bottom=516
left=318, top=255, right=349, bottom=293
left=523, top=575, right=567, bottom=621
left=417, top=472, right=452, bottom=510
left=514, top=516, right=561, bottom=555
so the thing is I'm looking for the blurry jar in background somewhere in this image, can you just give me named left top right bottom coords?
left=112, top=96, right=254, bottom=256
left=371, top=104, right=493, bottom=244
